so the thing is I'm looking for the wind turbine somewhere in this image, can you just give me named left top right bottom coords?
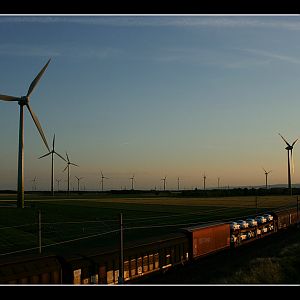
left=100, top=171, right=109, bottom=191
left=161, top=176, right=167, bottom=191
left=38, top=134, right=66, bottom=196
left=177, top=177, right=180, bottom=191
left=203, top=173, right=206, bottom=190
left=130, top=174, right=135, bottom=190
left=279, top=133, right=298, bottom=195
left=56, top=178, right=62, bottom=192
left=31, top=176, right=37, bottom=191
left=63, top=152, right=79, bottom=194
left=75, top=176, right=84, bottom=192
left=217, top=177, right=220, bottom=189
left=0, top=59, right=51, bottom=208
left=262, top=167, right=272, bottom=189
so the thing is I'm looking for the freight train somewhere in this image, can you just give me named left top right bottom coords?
left=0, top=206, right=298, bottom=284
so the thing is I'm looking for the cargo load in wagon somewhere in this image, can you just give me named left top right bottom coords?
left=182, top=222, right=231, bottom=259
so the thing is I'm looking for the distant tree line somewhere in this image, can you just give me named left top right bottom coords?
left=1, top=187, right=299, bottom=197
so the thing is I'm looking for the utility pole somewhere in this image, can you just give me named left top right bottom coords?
left=38, top=210, right=42, bottom=254
left=255, top=196, right=258, bottom=214
left=118, top=213, right=124, bottom=284
left=297, top=195, right=299, bottom=223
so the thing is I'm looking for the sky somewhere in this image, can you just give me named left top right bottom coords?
left=1, top=14, right=300, bottom=191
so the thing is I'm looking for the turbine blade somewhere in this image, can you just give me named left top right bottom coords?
left=26, top=104, right=50, bottom=152
left=262, top=167, right=267, bottom=173
left=292, top=139, right=298, bottom=147
left=63, top=165, right=68, bottom=172
left=38, top=152, right=51, bottom=159
left=0, top=94, right=20, bottom=101
left=101, top=171, right=103, bottom=177
left=75, top=176, right=79, bottom=180
left=66, top=152, right=70, bottom=162
left=26, top=59, right=51, bottom=97
left=53, top=134, right=55, bottom=150
left=278, top=133, right=291, bottom=147
left=54, top=151, right=67, bottom=162
left=70, top=163, right=79, bottom=167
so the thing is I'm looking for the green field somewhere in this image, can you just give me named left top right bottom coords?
left=0, top=193, right=297, bottom=260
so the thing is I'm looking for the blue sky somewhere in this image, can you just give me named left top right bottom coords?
left=1, top=15, right=300, bottom=191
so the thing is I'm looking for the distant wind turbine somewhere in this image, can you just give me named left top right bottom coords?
left=161, top=176, right=167, bottom=191
left=0, top=59, right=51, bottom=208
left=39, top=134, right=66, bottom=196
left=56, top=178, right=62, bottom=192
left=75, top=176, right=84, bottom=192
left=203, top=173, right=206, bottom=190
left=100, top=171, right=109, bottom=191
left=279, top=133, right=298, bottom=195
left=262, top=167, right=272, bottom=189
left=63, top=152, right=79, bottom=194
left=130, top=174, right=135, bottom=190
left=217, top=177, right=220, bottom=189
left=177, top=177, right=180, bottom=191
left=31, top=176, right=37, bottom=191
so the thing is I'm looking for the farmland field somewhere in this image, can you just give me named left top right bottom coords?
left=0, top=192, right=297, bottom=260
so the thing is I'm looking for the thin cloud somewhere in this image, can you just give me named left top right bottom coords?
left=0, top=43, right=121, bottom=60
left=1, top=15, right=300, bottom=31
left=153, top=46, right=272, bottom=68
left=242, top=48, right=300, bottom=65
left=0, top=43, right=61, bottom=57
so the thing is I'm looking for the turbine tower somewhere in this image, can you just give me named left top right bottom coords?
left=262, top=168, right=272, bottom=189
left=203, top=173, right=206, bottom=191
left=100, top=171, right=109, bottom=191
left=279, top=133, right=298, bottom=195
left=177, top=177, right=180, bottom=191
left=63, top=152, right=79, bottom=195
left=161, top=176, right=167, bottom=191
left=130, top=174, right=135, bottom=190
left=75, top=176, right=84, bottom=192
left=0, top=59, right=51, bottom=208
left=38, top=134, right=66, bottom=196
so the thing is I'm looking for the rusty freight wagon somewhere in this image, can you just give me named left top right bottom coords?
left=60, top=232, right=189, bottom=285
left=182, top=222, right=231, bottom=259
left=274, top=208, right=299, bottom=230
left=0, top=255, right=62, bottom=284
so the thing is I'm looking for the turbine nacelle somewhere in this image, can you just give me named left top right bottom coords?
left=18, top=96, right=29, bottom=106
